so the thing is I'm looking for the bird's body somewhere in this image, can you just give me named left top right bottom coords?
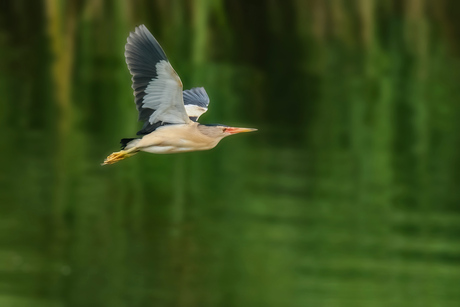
left=102, top=25, right=256, bottom=165
left=131, top=123, right=223, bottom=154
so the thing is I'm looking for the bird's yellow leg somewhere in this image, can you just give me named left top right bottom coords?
left=101, top=148, right=138, bottom=165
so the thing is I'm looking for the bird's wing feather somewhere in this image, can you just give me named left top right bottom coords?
left=125, top=25, right=190, bottom=135
left=183, top=87, right=210, bottom=121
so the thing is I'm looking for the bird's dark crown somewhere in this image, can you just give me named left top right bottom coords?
left=202, top=124, right=229, bottom=127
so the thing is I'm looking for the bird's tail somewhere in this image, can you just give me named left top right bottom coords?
left=101, top=149, right=138, bottom=165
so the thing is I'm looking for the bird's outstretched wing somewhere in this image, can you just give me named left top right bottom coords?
left=183, top=87, right=210, bottom=121
left=125, top=25, right=190, bottom=135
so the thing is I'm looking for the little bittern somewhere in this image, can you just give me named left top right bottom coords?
left=102, top=25, right=256, bottom=165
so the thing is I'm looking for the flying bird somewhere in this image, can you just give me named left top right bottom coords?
left=102, top=25, right=256, bottom=165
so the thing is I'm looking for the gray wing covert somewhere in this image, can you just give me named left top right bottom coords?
left=125, top=25, right=190, bottom=135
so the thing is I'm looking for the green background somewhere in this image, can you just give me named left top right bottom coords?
left=1, top=0, right=460, bottom=306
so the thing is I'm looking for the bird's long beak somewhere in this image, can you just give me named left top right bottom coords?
left=225, top=127, right=258, bottom=134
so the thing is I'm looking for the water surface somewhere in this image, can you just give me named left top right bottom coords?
left=0, top=1, right=459, bottom=306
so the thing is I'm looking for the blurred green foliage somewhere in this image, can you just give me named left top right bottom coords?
left=0, top=0, right=460, bottom=306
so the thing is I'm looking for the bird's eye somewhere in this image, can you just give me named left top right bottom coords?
left=222, top=128, right=227, bottom=132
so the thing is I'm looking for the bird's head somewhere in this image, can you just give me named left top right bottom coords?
left=198, top=124, right=257, bottom=140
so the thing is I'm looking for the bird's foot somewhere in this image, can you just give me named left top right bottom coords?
left=101, top=150, right=131, bottom=165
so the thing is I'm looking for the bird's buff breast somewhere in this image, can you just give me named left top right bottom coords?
left=141, top=144, right=214, bottom=154
left=137, top=124, right=219, bottom=154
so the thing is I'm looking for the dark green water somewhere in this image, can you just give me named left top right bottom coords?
left=1, top=1, right=460, bottom=306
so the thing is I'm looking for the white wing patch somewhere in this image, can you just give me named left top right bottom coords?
left=143, top=60, right=190, bottom=124
left=184, top=105, right=208, bottom=118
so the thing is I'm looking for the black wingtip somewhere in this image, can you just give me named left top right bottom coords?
left=120, top=138, right=136, bottom=149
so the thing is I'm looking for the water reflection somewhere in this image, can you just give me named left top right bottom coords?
left=1, top=1, right=460, bottom=306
